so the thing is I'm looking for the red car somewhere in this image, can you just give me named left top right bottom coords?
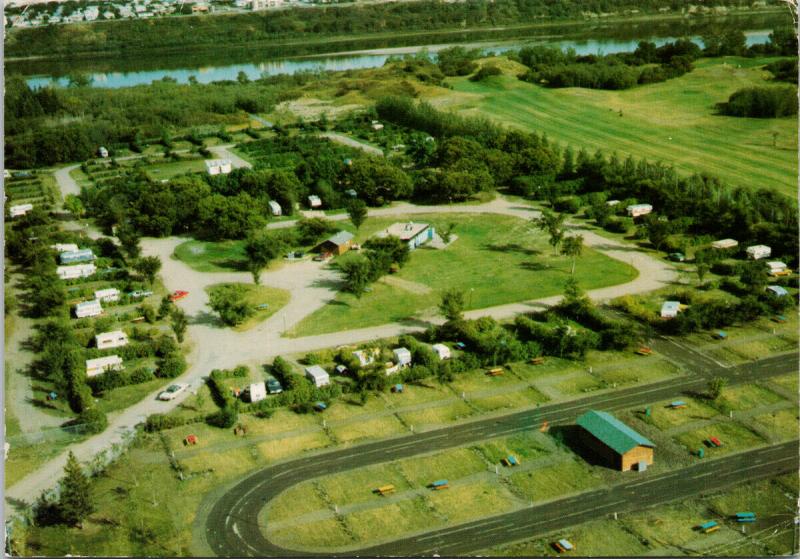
left=709, top=437, right=723, bottom=447
left=169, top=290, right=189, bottom=302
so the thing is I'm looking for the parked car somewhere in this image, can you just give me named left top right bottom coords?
left=129, top=290, right=154, bottom=299
left=266, top=378, right=283, bottom=394
left=169, top=290, right=189, bottom=301
left=158, top=383, right=188, bottom=401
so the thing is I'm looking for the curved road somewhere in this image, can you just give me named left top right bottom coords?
left=204, top=351, right=798, bottom=556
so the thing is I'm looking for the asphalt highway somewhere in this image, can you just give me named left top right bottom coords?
left=204, top=350, right=798, bottom=556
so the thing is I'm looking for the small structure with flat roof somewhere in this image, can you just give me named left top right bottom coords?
left=711, top=238, right=738, bottom=250
left=660, top=301, right=680, bottom=319
left=75, top=299, right=103, bottom=319
left=746, top=245, right=771, bottom=260
left=59, top=248, right=95, bottom=264
left=86, top=355, right=123, bottom=377
left=392, top=347, right=412, bottom=368
left=431, top=343, right=451, bottom=360
left=9, top=204, right=33, bottom=218
left=626, top=203, right=653, bottom=218
left=315, top=231, right=354, bottom=256
left=305, top=365, right=330, bottom=387
left=766, top=285, right=789, bottom=297
left=95, top=330, right=129, bottom=350
left=51, top=243, right=79, bottom=253
left=307, top=195, right=322, bottom=208
left=94, top=287, right=120, bottom=302
left=57, top=263, right=96, bottom=280
left=205, top=159, right=232, bottom=175
left=268, top=200, right=282, bottom=216
left=576, top=410, right=655, bottom=471
left=378, top=222, right=435, bottom=250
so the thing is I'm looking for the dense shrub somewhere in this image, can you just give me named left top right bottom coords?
left=717, top=86, right=798, bottom=118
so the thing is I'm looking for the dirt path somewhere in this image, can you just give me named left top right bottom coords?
left=6, top=180, right=678, bottom=510
left=207, top=145, right=253, bottom=169
left=319, top=132, right=384, bottom=156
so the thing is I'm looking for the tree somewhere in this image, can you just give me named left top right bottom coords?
left=696, top=262, right=710, bottom=283
left=76, top=407, right=108, bottom=434
left=441, top=222, right=457, bottom=244
left=707, top=376, right=728, bottom=400
left=533, top=209, right=566, bottom=255
left=346, top=199, right=368, bottom=230
left=63, top=194, right=85, bottom=217
left=58, top=452, right=94, bottom=527
left=170, top=307, right=188, bottom=343
left=439, top=288, right=466, bottom=322
left=561, top=234, right=584, bottom=275
left=208, top=284, right=253, bottom=326
left=339, top=256, right=373, bottom=298
left=116, top=224, right=141, bottom=260
left=133, top=256, right=161, bottom=286
left=739, top=261, right=768, bottom=290
left=244, top=230, right=281, bottom=284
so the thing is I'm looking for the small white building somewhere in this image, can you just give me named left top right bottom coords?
left=392, top=347, right=412, bottom=368
left=431, top=343, right=451, bottom=360
left=98, top=146, right=109, bottom=158
left=57, top=263, right=97, bottom=280
left=305, top=365, right=330, bottom=387
left=626, top=204, right=653, bottom=218
left=711, top=238, right=738, bottom=250
left=352, top=349, right=376, bottom=368
left=606, top=199, right=621, bottom=207
left=766, top=285, right=789, bottom=297
left=95, top=330, right=129, bottom=350
left=59, top=248, right=95, bottom=264
left=51, top=243, right=80, bottom=253
left=268, top=200, right=282, bottom=216
left=252, top=0, right=284, bottom=9
left=75, top=300, right=103, bottom=318
left=247, top=382, right=267, bottom=403
left=205, top=159, right=233, bottom=175
left=746, top=245, right=771, bottom=260
left=766, top=261, right=788, bottom=275
left=94, top=287, right=120, bottom=302
left=660, top=301, right=680, bottom=319
left=378, top=222, right=435, bottom=250
left=9, top=204, right=33, bottom=218
left=308, top=195, right=322, bottom=208
left=371, top=120, right=384, bottom=131
left=86, top=355, right=123, bottom=377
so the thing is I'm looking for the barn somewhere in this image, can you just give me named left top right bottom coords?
left=315, top=231, right=354, bottom=256
left=576, top=410, right=655, bottom=471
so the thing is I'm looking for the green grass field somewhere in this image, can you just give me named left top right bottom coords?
left=446, top=56, right=798, bottom=197
left=204, top=282, right=290, bottom=331
left=290, top=213, right=637, bottom=336
left=173, top=240, right=247, bottom=272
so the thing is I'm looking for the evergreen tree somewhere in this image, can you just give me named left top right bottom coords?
left=58, top=452, right=94, bottom=527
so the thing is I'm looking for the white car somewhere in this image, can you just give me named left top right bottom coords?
left=158, top=383, right=188, bottom=401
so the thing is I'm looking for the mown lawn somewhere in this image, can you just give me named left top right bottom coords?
left=290, top=213, right=637, bottom=336
left=205, top=282, right=290, bottom=331
left=446, top=56, right=798, bottom=197
left=173, top=240, right=247, bottom=272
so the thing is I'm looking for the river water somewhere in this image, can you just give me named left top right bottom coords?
left=20, top=15, right=786, bottom=89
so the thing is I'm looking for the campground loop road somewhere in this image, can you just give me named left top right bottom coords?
left=204, top=351, right=798, bottom=557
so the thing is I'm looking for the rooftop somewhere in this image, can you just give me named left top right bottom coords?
left=577, top=410, right=655, bottom=455
left=325, top=231, right=355, bottom=247
left=382, top=222, right=430, bottom=241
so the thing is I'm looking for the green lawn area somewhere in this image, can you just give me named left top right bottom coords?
left=712, top=383, right=785, bottom=413
left=446, top=56, right=798, bottom=197
left=173, top=240, right=247, bottom=272
left=674, top=420, right=766, bottom=456
left=643, top=397, right=720, bottom=431
left=142, top=158, right=207, bottom=181
left=290, top=213, right=637, bottom=336
left=205, top=282, right=290, bottom=331
left=507, top=458, right=604, bottom=501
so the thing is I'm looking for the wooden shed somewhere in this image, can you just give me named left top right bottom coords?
left=576, top=410, right=655, bottom=471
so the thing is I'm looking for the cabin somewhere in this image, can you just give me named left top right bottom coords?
left=660, top=301, right=680, bottom=319
left=431, top=343, right=451, bottom=360
left=268, top=200, right=282, bottom=216
left=711, top=238, right=738, bottom=250
left=392, top=347, right=412, bottom=368
left=746, top=245, right=771, bottom=260
left=9, top=204, right=33, bottom=218
left=59, top=249, right=95, bottom=265
left=305, top=365, right=330, bottom=387
left=576, top=410, right=655, bottom=471
left=57, top=263, right=97, bottom=280
left=205, top=159, right=232, bottom=176
left=94, top=287, right=120, bottom=303
left=626, top=204, right=653, bottom=218
left=307, top=195, right=322, bottom=208
left=86, top=355, right=123, bottom=377
left=378, top=222, right=435, bottom=250
left=95, top=330, right=129, bottom=350
left=315, top=231, right=354, bottom=256
left=75, top=300, right=103, bottom=319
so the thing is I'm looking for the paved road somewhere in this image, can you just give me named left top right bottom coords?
left=319, top=132, right=384, bottom=156
left=203, top=352, right=798, bottom=556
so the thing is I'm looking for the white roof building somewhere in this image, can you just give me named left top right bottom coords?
left=95, top=330, right=129, bottom=350
left=9, top=204, right=33, bottom=218
left=392, top=347, right=412, bottom=367
left=268, top=200, right=282, bottom=216
left=57, top=263, right=96, bottom=280
left=660, top=301, right=680, bottom=319
left=308, top=195, right=322, bottom=208
left=378, top=222, right=434, bottom=250
left=766, top=285, right=789, bottom=297
left=431, top=343, right=451, bottom=360
left=626, top=204, right=653, bottom=217
left=205, top=159, right=232, bottom=175
left=51, top=243, right=79, bottom=253
left=247, top=382, right=267, bottom=403
left=711, top=239, right=738, bottom=250
left=606, top=199, right=621, bottom=206
left=746, top=245, right=771, bottom=260
left=75, top=299, right=103, bottom=318
left=86, top=355, right=123, bottom=377
left=304, top=365, right=330, bottom=387
left=371, top=120, right=384, bottom=131
left=352, top=349, right=377, bottom=367
left=94, top=287, right=120, bottom=302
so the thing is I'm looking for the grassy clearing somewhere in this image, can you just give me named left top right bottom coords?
left=644, top=398, right=720, bottom=431
left=713, top=383, right=785, bottom=413
left=263, top=482, right=328, bottom=523
left=94, top=377, right=164, bottom=414
left=344, top=497, right=438, bottom=544
left=290, top=213, right=637, bottom=336
left=621, top=500, right=728, bottom=550
left=474, top=431, right=552, bottom=465
left=396, top=400, right=476, bottom=430
left=674, top=420, right=765, bottom=456
left=552, top=371, right=604, bottom=396
left=257, top=431, right=333, bottom=462
left=428, top=479, right=517, bottom=524
left=329, top=415, right=407, bottom=444
left=396, top=447, right=487, bottom=486
left=770, top=373, right=799, bottom=395
left=318, top=463, right=411, bottom=508
left=205, top=282, right=290, bottom=331
left=751, top=409, right=800, bottom=442
left=143, top=159, right=207, bottom=181
left=470, top=387, right=548, bottom=413
left=507, top=458, right=604, bottom=501
left=269, top=517, right=354, bottom=549
left=173, top=240, right=246, bottom=272
left=445, top=57, right=798, bottom=197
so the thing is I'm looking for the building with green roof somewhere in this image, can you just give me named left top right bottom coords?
left=576, top=410, right=655, bottom=471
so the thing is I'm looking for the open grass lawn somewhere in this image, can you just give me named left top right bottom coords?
left=446, top=56, right=798, bottom=197
left=318, top=462, right=412, bottom=508
left=644, top=397, right=720, bottom=431
left=770, top=372, right=799, bottom=395
left=396, top=400, right=476, bottom=430
left=674, top=420, right=766, bottom=456
left=205, top=282, right=290, bottom=331
left=752, top=409, right=800, bottom=442
left=94, top=377, right=164, bottom=415
left=713, top=383, right=785, bottom=413
left=474, top=431, right=553, bottom=465
left=552, top=371, right=604, bottom=396
left=268, top=517, right=354, bottom=550
left=257, top=431, right=333, bottom=462
left=291, top=213, right=637, bottom=336
left=329, top=415, right=407, bottom=444
left=173, top=239, right=246, bottom=272
left=622, top=500, right=728, bottom=551
left=263, top=482, right=328, bottom=523
left=507, top=458, right=604, bottom=501
left=344, top=497, right=438, bottom=545
left=5, top=428, right=87, bottom=487
left=142, top=158, right=207, bottom=181
left=397, top=447, right=487, bottom=486
left=470, top=387, right=548, bottom=413
left=428, top=479, right=517, bottom=525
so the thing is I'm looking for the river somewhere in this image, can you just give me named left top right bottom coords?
left=19, top=13, right=789, bottom=89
